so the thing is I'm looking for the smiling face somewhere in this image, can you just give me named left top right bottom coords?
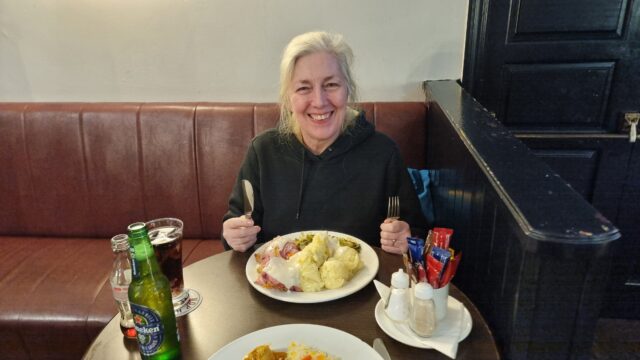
left=288, top=51, right=348, bottom=155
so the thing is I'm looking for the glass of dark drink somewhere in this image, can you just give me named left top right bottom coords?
left=146, top=218, right=189, bottom=311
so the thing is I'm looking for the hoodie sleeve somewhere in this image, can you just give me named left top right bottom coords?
left=221, top=140, right=262, bottom=250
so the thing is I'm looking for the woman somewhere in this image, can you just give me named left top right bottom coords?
left=222, top=31, right=427, bottom=254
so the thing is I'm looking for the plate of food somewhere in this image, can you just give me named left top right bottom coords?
left=208, top=324, right=383, bottom=359
left=245, top=230, right=379, bottom=303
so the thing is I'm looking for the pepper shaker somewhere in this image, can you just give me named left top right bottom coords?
left=410, top=282, right=437, bottom=337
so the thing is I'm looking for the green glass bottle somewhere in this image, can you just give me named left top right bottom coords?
left=127, top=222, right=181, bottom=360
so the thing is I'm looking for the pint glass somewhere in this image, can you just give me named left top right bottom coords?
left=146, top=217, right=188, bottom=310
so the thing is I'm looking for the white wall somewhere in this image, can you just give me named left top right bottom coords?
left=0, top=0, right=468, bottom=102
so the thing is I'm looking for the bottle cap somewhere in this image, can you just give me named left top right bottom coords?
left=391, top=268, right=410, bottom=288
left=414, top=282, right=434, bottom=299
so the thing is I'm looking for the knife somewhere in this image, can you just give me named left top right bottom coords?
left=373, top=338, right=392, bottom=360
left=241, top=179, right=254, bottom=219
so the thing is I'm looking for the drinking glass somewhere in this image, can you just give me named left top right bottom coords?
left=146, top=218, right=189, bottom=310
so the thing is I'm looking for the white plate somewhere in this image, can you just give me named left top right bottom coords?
left=374, top=297, right=472, bottom=349
left=246, top=230, right=379, bottom=303
left=208, top=324, right=383, bottom=359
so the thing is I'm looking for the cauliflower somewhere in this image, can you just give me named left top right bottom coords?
left=289, top=247, right=313, bottom=267
left=320, top=258, right=351, bottom=290
left=332, top=246, right=363, bottom=275
left=298, top=261, right=324, bottom=292
left=304, top=232, right=330, bottom=266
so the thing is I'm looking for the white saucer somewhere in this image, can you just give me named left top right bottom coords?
left=374, top=296, right=472, bottom=349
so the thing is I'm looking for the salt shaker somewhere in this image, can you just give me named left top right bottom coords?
left=385, top=268, right=410, bottom=322
left=410, top=282, right=437, bottom=337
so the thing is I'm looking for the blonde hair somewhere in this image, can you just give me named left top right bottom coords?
left=277, top=31, right=359, bottom=136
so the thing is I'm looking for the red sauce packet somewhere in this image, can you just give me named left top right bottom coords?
left=426, top=246, right=451, bottom=288
left=426, top=256, right=441, bottom=287
left=432, top=227, right=454, bottom=249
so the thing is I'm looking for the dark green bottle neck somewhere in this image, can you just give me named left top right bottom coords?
left=128, top=224, right=162, bottom=279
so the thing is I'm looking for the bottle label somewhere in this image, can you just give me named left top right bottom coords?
left=129, top=247, right=139, bottom=277
left=130, top=303, right=164, bottom=355
left=112, top=285, right=129, bottom=302
left=111, top=269, right=132, bottom=302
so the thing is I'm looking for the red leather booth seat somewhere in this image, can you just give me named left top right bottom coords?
left=0, top=102, right=427, bottom=359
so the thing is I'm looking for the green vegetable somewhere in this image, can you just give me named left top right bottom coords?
left=293, top=232, right=361, bottom=252
left=294, top=233, right=315, bottom=249
left=338, top=237, right=361, bottom=252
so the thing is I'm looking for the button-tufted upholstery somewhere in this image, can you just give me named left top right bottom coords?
left=0, top=102, right=427, bottom=359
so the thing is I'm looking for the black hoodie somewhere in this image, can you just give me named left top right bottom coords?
left=222, top=112, right=428, bottom=249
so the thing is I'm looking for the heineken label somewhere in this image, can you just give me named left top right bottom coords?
left=131, top=303, right=164, bottom=355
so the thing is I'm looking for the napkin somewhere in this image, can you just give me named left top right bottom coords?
left=374, top=281, right=464, bottom=359
left=373, top=280, right=390, bottom=306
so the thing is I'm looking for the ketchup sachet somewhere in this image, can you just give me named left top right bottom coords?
left=426, top=246, right=451, bottom=288
left=432, top=227, right=454, bottom=249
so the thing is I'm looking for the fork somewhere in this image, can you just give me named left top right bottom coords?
left=386, top=196, right=400, bottom=221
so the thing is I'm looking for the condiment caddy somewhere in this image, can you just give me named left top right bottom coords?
left=373, top=276, right=472, bottom=359
left=373, top=227, right=471, bottom=359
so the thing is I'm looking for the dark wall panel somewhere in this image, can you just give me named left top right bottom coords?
left=531, top=149, right=599, bottom=201
left=425, top=80, right=619, bottom=360
left=500, top=62, right=614, bottom=130
left=512, top=0, right=627, bottom=40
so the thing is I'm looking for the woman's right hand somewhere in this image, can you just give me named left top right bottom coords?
left=222, top=216, right=261, bottom=252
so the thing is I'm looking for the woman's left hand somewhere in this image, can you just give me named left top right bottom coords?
left=380, top=219, right=411, bottom=254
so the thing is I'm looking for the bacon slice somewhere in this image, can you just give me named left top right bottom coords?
left=255, top=253, right=272, bottom=273
left=254, top=271, right=288, bottom=291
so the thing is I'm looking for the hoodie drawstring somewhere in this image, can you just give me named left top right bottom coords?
left=296, top=149, right=305, bottom=220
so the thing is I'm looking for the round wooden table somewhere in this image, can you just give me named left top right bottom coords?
left=83, top=248, right=500, bottom=359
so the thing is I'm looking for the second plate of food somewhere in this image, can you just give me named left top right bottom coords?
left=208, top=324, right=383, bottom=359
left=245, top=230, right=379, bottom=303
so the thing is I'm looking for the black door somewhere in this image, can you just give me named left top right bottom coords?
left=463, top=0, right=640, bottom=319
